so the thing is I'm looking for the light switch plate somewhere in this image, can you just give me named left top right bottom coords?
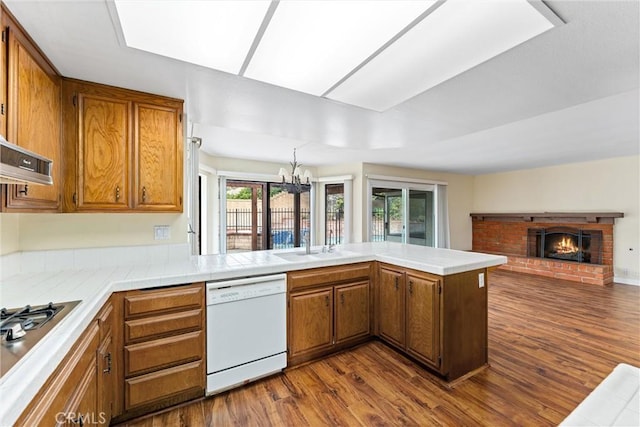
left=478, top=272, right=485, bottom=288
left=154, top=225, right=170, bottom=240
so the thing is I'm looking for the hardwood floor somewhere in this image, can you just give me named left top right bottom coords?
left=116, top=271, right=640, bottom=426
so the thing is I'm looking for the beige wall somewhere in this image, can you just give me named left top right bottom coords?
left=473, top=155, right=639, bottom=282
left=7, top=213, right=187, bottom=252
left=362, top=163, right=475, bottom=250
left=0, top=214, right=20, bottom=255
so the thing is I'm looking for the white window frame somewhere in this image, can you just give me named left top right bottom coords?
left=318, top=175, right=353, bottom=245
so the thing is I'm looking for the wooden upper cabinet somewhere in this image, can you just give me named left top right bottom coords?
left=62, top=79, right=183, bottom=213
left=2, top=10, right=62, bottom=212
left=1, top=9, right=7, bottom=138
left=134, top=103, right=182, bottom=211
left=76, top=93, right=131, bottom=210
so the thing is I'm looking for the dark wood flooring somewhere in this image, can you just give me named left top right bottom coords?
left=117, top=271, right=640, bottom=426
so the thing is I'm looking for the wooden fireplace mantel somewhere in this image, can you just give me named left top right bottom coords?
left=470, top=212, right=624, bottom=224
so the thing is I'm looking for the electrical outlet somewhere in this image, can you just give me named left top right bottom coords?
left=154, top=225, right=170, bottom=240
left=478, top=272, right=485, bottom=288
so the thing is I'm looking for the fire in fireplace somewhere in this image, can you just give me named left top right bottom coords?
left=527, top=227, right=603, bottom=264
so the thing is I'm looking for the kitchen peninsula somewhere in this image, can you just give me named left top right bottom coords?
left=0, top=242, right=506, bottom=425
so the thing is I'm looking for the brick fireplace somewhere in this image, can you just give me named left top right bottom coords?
left=471, top=212, right=623, bottom=286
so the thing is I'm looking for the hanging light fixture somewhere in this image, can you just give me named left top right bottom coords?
left=278, top=148, right=312, bottom=193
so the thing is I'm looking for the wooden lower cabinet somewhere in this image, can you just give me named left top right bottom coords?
left=378, top=268, right=405, bottom=348
left=378, top=265, right=440, bottom=369
left=405, top=273, right=440, bottom=368
left=376, top=263, right=488, bottom=381
left=335, top=281, right=370, bottom=344
left=16, top=298, right=113, bottom=427
left=287, top=263, right=372, bottom=366
left=113, top=282, right=205, bottom=423
left=289, top=287, right=334, bottom=359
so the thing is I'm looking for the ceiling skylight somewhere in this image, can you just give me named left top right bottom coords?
left=114, top=0, right=270, bottom=74
left=244, top=1, right=436, bottom=96
left=113, top=0, right=562, bottom=111
left=326, top=0, right=558, bottom=111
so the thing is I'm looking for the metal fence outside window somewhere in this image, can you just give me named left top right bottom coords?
left=226, top=208, right=310, bottom=250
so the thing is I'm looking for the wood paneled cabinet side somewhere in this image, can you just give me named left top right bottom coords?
left=15, top=322, right=100, bottom=426
left=61, top=78, right=183, bottom=213
left=1, top=6, right=62, bottom=212
left=1, top=7, right=7, bottom=138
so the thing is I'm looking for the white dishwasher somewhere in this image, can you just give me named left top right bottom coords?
left=206, top=273, right=287, bottom=395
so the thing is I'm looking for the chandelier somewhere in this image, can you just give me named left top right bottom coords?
left=278, top=148, right=312, bottom=194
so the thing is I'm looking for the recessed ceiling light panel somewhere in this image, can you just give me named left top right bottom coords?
left=114, top=0, right=270, bottom=74
left=244, top=0, right=437, bottom=96
left=326, top=0, right=559, bottom=111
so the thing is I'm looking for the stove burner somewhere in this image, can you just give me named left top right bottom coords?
left=0, top=302, right=62, bottom=342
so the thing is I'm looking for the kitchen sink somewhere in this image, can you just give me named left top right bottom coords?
left=274, top=249, right=357, bottom=262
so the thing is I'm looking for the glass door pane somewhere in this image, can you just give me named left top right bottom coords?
left=268, top=183, right=310, bottom=249
left=408, top=189, right=434, bottom=247
left=372, top=187, right=404, bottom=243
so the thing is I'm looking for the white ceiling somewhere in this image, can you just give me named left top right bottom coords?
left=4, top=0, right=639, bottom=175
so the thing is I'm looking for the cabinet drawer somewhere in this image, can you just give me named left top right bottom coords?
left=125, top=309, right=202, bottom=343
left=288, top=262, right=371, bottom=291
left=125, top=360, right=204, bottom=410
left=124, top=331, right=203, bottom=376
left=124, top=284, right=203, bottom=318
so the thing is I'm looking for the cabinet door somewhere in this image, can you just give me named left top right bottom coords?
left=97, top=334, right=113, bottom=426
left=1, top=12, right=7, bottom=138
left=134, top=103, right=182, bottom=211
left=64, top=356, right=98, bottom=427
left=378, top=267, right=405, bottom=349
left=289, top=288, right=333, bottom=358
left=406, top=274, right=440, bottom=368
left=5, top=24, right=61, bottom=211
left=335, top=281, right=370, bottom=344
left=76, top=93, right=131, bottom=210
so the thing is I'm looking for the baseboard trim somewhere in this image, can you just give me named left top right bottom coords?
left=614, top=276, right=640, bottom=286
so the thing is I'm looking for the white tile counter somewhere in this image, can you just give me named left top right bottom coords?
left=0, top=242, right=505, bottom=426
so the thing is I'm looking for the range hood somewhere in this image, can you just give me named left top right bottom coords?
left=0, top=135, right=53, bottom=185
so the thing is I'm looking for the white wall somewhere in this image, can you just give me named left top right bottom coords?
left=473, top=155, right=639, bottom=283
left=0, top=214, right=20, bottom=255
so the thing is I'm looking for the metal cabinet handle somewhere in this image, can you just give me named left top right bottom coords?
left=115, top=186, right=120, bottom=202
left=19, top=184, right=28, bottom=196
left=394, top=276, right=399, bottom=290
left=142, top=186, right=147, bottom=202
left=325, top=295, right=330, bottom=307
left=72, top=415, right=84, bottom=426
left=409, top=280, right=413, bottom=295
left=103, top=352, right=112, bottom=374
left=340, top=293, right=345, bottom=305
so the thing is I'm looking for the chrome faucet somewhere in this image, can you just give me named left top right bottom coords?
left=304, top=230, right=311, bottom=254
left=328, top=230, right=335, bottom=252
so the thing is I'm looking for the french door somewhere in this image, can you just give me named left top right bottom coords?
left=369, top=180, right=435, bottom=247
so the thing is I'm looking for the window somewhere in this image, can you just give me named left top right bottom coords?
left=325, top=183, right=344, bottom=245
left=223, top=179, right=311, bottom=253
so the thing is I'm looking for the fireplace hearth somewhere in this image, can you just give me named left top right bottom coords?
left=527, top=227, right=603, bottom=265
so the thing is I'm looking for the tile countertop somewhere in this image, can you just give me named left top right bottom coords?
left=0, top=242, right=506, bottom=426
